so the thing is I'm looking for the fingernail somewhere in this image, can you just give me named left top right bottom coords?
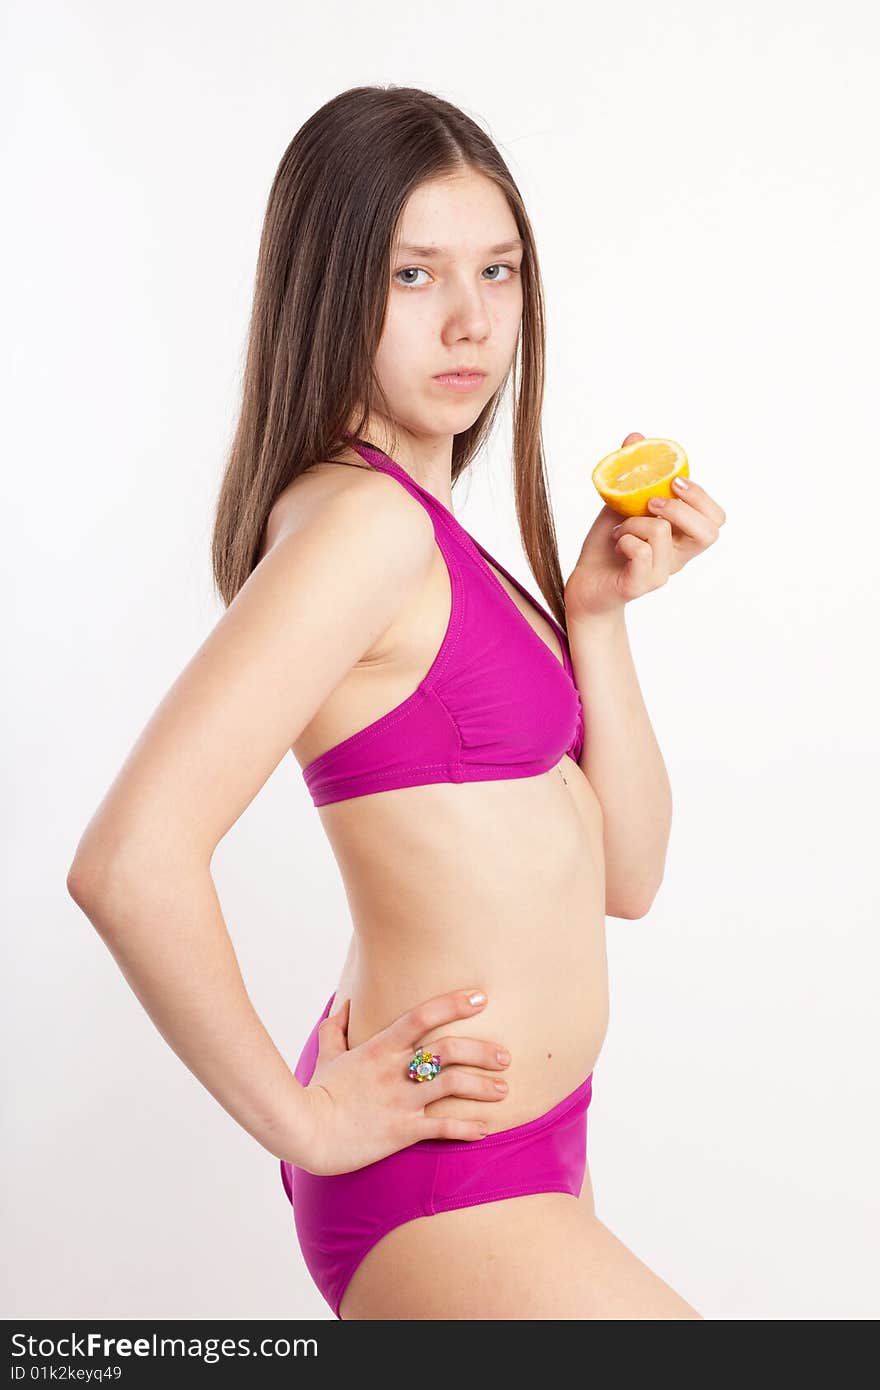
left=468, top=992, right=486, bottom=1005
left=649, top=496, right=666, bottom=509
left=494, top=1080, right=508, bottom=1092
left=673, top=476, right=689, bottom=490
left=611, top=522, right=622, bottom=534
left=497, top=1049, right=510, bottom=1065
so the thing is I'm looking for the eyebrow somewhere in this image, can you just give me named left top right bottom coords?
left=394, top=238, right=524, bottom=258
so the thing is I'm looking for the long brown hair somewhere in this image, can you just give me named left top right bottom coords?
left=211, top=84, right=567, bottom=627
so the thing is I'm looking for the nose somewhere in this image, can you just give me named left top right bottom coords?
left=442, top=273, right=493, bottom=342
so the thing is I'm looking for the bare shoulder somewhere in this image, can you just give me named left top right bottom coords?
left=261, top=460, right=434, bottom=562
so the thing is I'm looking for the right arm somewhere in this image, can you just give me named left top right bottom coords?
left=66, top=475, right=436, bottom=1166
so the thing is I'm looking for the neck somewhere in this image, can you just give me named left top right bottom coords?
left=344, top=426, right=455, bottom=512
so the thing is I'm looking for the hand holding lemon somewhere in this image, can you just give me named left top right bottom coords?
left=563, top=432, right=727, bottom=620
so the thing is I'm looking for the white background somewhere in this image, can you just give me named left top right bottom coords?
left=4, top=0, right=878, bottom=1320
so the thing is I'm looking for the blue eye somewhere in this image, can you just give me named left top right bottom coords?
left=483, top=264, right=517, bottom=283
left=393, top=267, right=431, bottom=287
left=393, top=264, right=519, bottom=288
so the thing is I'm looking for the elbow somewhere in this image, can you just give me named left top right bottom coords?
left=67, top=832, right=211, bottom=933
left=66, top=832, right=141, bottom=924
left=66, top=853, right=99, bottom=910
left=606, top=874, right=665, bottom=920
left=67, top=814, right=153, bottom=916
left=66, top=850, right=118, bottom=923
left=67, top=816, right=114, bottom=909
left=607, top=899, right=652, bottom=920
left=67, top=850, right=146, bottom=939
left=606, top=839, right=670, bottom=921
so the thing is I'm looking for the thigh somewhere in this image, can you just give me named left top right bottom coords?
left=339, top=1191, right=704, bottom=1320
left=578, top=1158, right=596, bottom=1214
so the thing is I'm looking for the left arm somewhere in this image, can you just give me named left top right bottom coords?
left=567, top=607, right=671, bottom=918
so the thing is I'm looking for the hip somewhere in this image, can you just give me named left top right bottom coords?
left=328, top=946, right=609, bottom=1135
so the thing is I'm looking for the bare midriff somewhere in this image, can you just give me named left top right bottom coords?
left=312, top=757, right=609, bottom=1136
left=272, top=454, right=610, bottom=1138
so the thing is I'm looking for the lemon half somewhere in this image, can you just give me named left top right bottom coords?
left=592, top=437, right=689, bottom=517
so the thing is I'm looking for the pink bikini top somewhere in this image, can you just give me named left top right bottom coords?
left=301, top=439, right=585, bottom=807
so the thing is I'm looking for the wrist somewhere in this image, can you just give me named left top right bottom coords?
left=563, top=599, right=627, bottom=634
left=268, top=1076, right=323, bottom=1168
left=283, top=1082, right=334, bottom=1173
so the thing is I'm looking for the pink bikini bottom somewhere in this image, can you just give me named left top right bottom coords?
left=279, top=990, right=594, bottom=1318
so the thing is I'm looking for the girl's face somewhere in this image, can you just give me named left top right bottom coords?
left=371, top=170, right=524, bottom=447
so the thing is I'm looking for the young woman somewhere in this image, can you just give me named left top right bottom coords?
left=68, top=85, right=724, bottom=1319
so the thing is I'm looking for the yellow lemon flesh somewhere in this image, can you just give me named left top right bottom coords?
left=592, top=437, right=689, bottom=517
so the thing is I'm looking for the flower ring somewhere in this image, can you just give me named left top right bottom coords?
left=408, top=1048, right=442, bottom=1082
